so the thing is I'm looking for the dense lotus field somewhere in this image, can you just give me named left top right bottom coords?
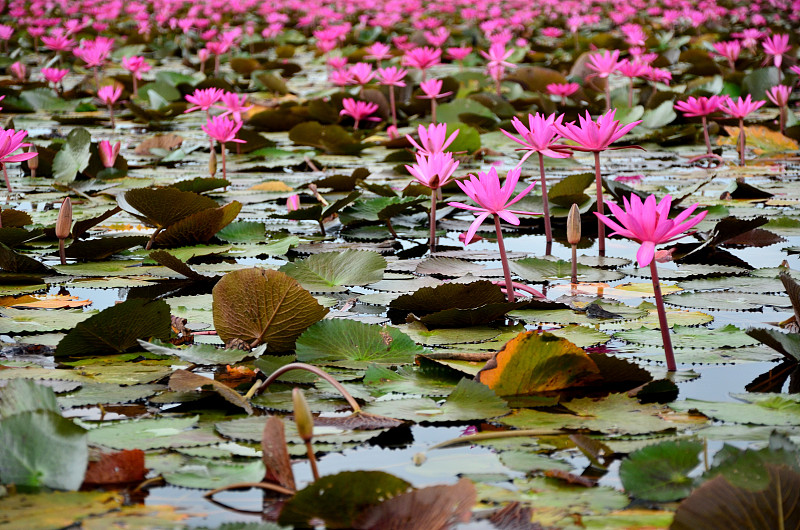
left=1, top=0, right=800, bottom=528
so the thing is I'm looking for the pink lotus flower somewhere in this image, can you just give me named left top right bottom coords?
left=541, top=27, right=563, bottom=39
left=0, top=128, right=38, bottom=192
left=720, top=95, right=766, bottom=165
left=9, top=62, right=26, bottom=82
left=41, top=67, right=69, bottom=86
left=556, top=109, right=643, bottom=255
left=97, top=85, right=122, bottom=105
left=339, top=98, right=380, bottom=130
left=763, top=34, right=790, bottom=70
left=596, top=193, right=706, bottom=371
left=42, top=34, right=75, bottom=53
left=98, top=140, right=121, bottom=168
left=675, top=96, right=725, bottom=155
left=215, top=92, right=253, bottom=123
left=424, top=27, right=450, bottom=48
left=712, top=41, right=741, bottom=70
left=377, top=66, right=407, bottom=87
left=598, top=194, right=707, bottom=268
left=185, top=88, right=224, bottom=114
left=121, top=55, right=150, bottom=97
left=405, top=151, right=459, bottom=190
left=287, top=194, right=300, bottom=212
left=74, top=42, right=109, bottom=69
left=403, top=47, right=441, bottom=80
left=546, top=82, right=580, bottom=105
left=448, top=166, right=540, bottom=301
left=329, top=69, right=352, bottom=88
left=202, top=115, right=245, bottom=180
left=365, top=42, right=392, bottom=64
left=766, top=85, right=792, bottom=134
left=447, top=47, right=472, bottom=62
left=587, top=49, right=621, bottom=79
left=327, top=56, right=348, bottom=71
left=501, top=112, right=571, bottom=247
left=555, top=109, right=641, bottom=152
left=501, top=113, right=571, bottom=165
left=418, top=78, right=451, bottom=123
left=348, top=62, right=375, bottom=88
left=406, top=123, right=459, bottom=156
left=674, top=96, right=724, bottom=117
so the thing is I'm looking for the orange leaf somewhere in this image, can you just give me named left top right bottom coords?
left=83, top=449, right=147, bottom=485
left=12, top=295, right=93, bottom=309
left=476, top=331, right=599, bottom=396
left=249, top=180, right=294, bottom=192
left=718, top=125, right=800, bottom=154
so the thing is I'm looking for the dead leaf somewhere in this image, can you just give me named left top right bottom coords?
left=261, top=416, right=296, bottom=492
left=249, top=181, right=294, bottom=192
left=11, top=295, right=93, bottom=309
left=718, top=126, right=800, bottom=154
left=83, top=449, right=147, bottom=485
left=168, top=369, right=253, bottom=414
left=354, top=477, right=476, bottom=530
left=134, top=134, right=185, bottom=156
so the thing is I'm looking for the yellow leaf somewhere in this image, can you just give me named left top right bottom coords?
left=717, top=125, right=800, bottom=154
left=12, top=295, right=93, bottom=309
left=249, top=180, right=293, bottom=192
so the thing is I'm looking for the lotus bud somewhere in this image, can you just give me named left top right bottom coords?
left=208, top=149, right=217, bottom=176
left=98, top=140, right=121, bottom=169
left=26, top=144, right=38, bottom=179
left=287, top=194, right=300, bottom=212
left=292, top=388, right=313, bottom=443
left=567, top=204, right=581, bottom=245
left=55, top=197, right=72, bottom=240
left=56, top=197, right=72, bottom=265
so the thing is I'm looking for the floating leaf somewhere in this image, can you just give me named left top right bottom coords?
left=745, top=328, right=800, bottom=362
left=0, top=379, right=60, bottom=417
left=0, top=243, right=53, bottom=274
left=169, top=176, right=228, bottom=194
left=615, top=324, right=759, bottom=349
left=671, top=394, right=800, bottom=426
left=0, top=492, right=122, bottom=529
left=54, top=298, right=171, bottom=357
left=212, top=268, right=328, bottom=351
left=280, top=250, right=386, bottom=292
left=138, top=339, right=257, bottom=365
left=295, top=320, right=423, bottom=367
left=289, top=122, right=372, bottom=155
left=718, top=125, right=799, bottom=155
left=64, top=236, right=150, bottom=261
left=663, top=291, right=790, bottom=311
left=169, top=369, right=253, bottom=414
left=57, top=383, right=164, bottom=408
left=363, top=378, right=509, bottom=422
left=511, top=257, right=624, bottom=283
left=476, top=331, right=599, bottom=396
left=88, top=416, right=219, bottom=450
left=390, top=281, right=505, bottom=312
left=619, top=440, right=702, bottom=501
left=278, top=471, right=411, bottom=528
left=83, top=449, right=147, bottom=486
left=354, top=478, right=476, bottom=530
left=548, top=172, right=594, bottom=207
left=672, top=465, right=800, bottom=530
left=163, top=460, right=265, bottom=490
left=0, top=410, right=88, bottom=490
left=216, top=221, right=267, bottom=243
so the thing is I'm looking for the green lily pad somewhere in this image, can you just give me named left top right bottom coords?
left=280, top=249, right=386, bottom=292
left=163, top=459, right=265, bottom=490
left=55, top=298, right=171, bottom=357
left=295, top=319, right=423, bottom=367
left=619, top=439, right=702, bottom=501
left=615, top=324, right=759, bottom=349
left=362, top=364, right=456, bottom=397
left=511, top=257, right=625, bottom=283
left=88, top=416, right=220, bottom=450
left=663, top=291, right=790, bottom=311
left=363, top=378, right=509, bottom=422
left=671, top=394, right=800, bottom=426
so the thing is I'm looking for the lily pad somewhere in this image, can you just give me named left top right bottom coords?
left=280, top=250, right=386, bottom=292
left=511, top=257, right=624, bottom=283
left=615, top=324, right=759, bottom=349
left=619, top=439, right=702, bottom=501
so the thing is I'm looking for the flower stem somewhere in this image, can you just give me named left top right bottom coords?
left=538, top=152, right=552, bottom=248
left=779, top=106, right=786, bottom=135
left=571, top=244, right=578, bottom=284
left=108, top=104, right=115, bottom=129
left=701, top=116, right=712, bottom=155
left=494, top=214, right=515, bottom=302
left=2, top=164, right=12, bottom=192
left=649, top=260, right=676, bottom=372
left=430, top=99, right=437, bottom=123
left=593, top=151, right=605, bottom=256
left=305, top=441, right=320, bottom=481
left=628, top=79, right=634, bottom=107
left=221, top=144, right=227, bottom=181
left=59, top=238, right=66, bottom=265
left=738, top=117, right=745, bottom=166
left=429, top=192, right=437, bottom=253
left=389, top=85, right=397, bottom=127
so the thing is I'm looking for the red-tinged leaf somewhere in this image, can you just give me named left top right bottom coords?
left=261, top=416, right=295, bottom=491
left=83, top=449, right=146, bottom=486
left=168, top=369, right=253, bottom=414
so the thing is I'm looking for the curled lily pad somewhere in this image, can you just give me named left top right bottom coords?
left=279, top=250, right=386, bottom=292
